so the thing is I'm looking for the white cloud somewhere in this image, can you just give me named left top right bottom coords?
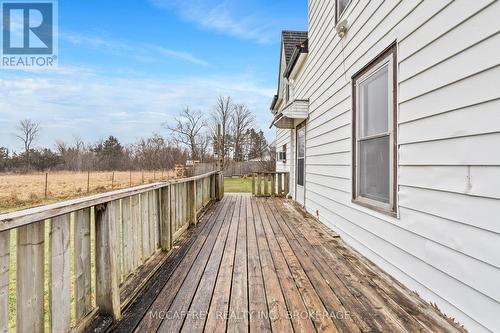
left=0, top=66, right=275, bottom=151
left=150, top=0, right=281, bottom=44
left=61, top=32, right=208, bottom=66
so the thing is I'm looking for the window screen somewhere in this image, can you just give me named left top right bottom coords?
left=353, top=46, right=396, bottom=213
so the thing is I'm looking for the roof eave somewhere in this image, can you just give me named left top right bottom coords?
left=284, top=39, right=309, bottom=79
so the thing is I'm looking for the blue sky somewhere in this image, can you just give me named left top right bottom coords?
left=0, top=0, right=307, bottom=151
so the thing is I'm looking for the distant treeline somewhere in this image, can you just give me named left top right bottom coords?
left=0, top=135, right=191, bottom=172
left=2, top=96, right=274, bottom=173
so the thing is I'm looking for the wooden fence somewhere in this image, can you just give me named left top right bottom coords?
left=252, top=172, right=289, bottom=197
left=224, top=161, right=275, bottom=177
left=0, top=170, right=224, bottom=333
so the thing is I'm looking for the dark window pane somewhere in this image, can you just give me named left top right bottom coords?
left=359, top=136, right=390, bottom=203
left=297, top=158, right=304, bottom=186
left=337, top=0, right=349, bottom=16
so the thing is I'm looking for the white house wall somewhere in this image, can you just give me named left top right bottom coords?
left=287, top=0, right=500, bottom=332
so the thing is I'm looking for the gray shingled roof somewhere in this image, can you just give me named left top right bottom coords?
left=282, top=31, right=308, bottom=65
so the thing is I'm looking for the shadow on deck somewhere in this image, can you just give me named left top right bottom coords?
left=103, top=193, right=464, bottom=333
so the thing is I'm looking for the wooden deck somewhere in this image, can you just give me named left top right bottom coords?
left=109, top=194, right=464, bottom=333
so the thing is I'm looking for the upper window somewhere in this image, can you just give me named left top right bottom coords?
left=336, top=0, right=350, bottom=22
left=285, top=83, right=290, bottom=103
left=352, top=45, right=397, bottom=215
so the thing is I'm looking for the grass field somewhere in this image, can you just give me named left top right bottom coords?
left=0, top=170, right=175, bottom=214
left=224, top=176, right=253, bottom=193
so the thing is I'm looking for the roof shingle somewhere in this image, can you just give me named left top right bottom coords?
left=282, top=31, right=308, bottom=65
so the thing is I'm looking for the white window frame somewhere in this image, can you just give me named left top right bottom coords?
left=354, top=53, right=394, bottom=212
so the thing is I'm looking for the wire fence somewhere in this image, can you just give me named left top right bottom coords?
left=0, top=170, right=176, bottom=213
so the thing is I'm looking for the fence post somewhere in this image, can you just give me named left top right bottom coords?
left=44, top=173, right=48, bottom=198
left=94, top=202, right=121, bottom=320
left=87, top=171, right=90, bottom=193
left=129, top=171, right=132, bottom=187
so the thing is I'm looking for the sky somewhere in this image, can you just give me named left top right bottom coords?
left=0, top=0, right=308, bottom=152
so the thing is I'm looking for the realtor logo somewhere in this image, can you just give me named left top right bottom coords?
left=1, top=0, right=58, bottom=68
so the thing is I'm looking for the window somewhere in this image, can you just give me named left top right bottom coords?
left=336, top=0, right=350, bottom=22
left=285, top=83, right=290, bottom=103
left=352, top=45, right=397, bottom=215
left=278, top=145, right=287, bottom=162
left=296, top=123, right=305, bottom=187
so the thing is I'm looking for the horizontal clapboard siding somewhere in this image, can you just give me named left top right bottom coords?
left=287, top=0, right=500, bottom=332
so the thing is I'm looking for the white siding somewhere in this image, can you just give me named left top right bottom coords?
left=286, top=0, right=500, bottom=332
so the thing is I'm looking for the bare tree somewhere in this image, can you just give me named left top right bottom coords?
left=210, top=96, right=234, bottom=165
left=198, top=133, right=213, bottom=162
left=14, top=119, right=40, bottom=170
left=165, top=107, right=207, bottom=160
left=231, top=104, right=255, bottom=162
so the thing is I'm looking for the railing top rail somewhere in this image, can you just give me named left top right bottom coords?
left=253, top=172, right=290, bottom=174
left=0, top=170, right=221, bottom=231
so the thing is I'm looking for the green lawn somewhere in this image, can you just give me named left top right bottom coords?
left=224, top=177, right=253, bottom=193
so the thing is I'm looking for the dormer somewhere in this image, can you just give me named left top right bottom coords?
left=270, top=31, right=309, bottom=129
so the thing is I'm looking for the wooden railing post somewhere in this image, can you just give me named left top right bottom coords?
left=75, top=208, right=92, bottom=321
left=210, top=174, right=216, bottom=200
left=17, top=221, right=45, bottom=333
left=0, top=231, right=10, bottom=333
left=220, top=172, right=225, bottom=199
left=131, top=195, right=141, bottom=269
left=284, top=173, right=289, bottom=197
left=252, top=173, right=255, bottom=195
left=264, top=173, right=269, bottom=196
left=141, top=192, right=151, bottom=258
left=160, top=186, right=171, bottom=251
left=216, top=172, right=224, bottom=201
left=257, top=173, right=261, bottom=196
left=50, top=214, right=71, bottom=333
left=95, top=202, right=121, bottom=321
left=121, top=198, right=133, bottom=278
left=149, top=190, right=160, bottom=250
left=190, top=180, right=198, bottom=225
left=271, top=173, right=276, bottom=197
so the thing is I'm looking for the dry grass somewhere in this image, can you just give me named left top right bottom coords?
left=0, top=170, right=175, bottom=214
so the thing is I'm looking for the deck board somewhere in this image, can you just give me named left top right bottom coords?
left=114, top=194, right=465, bottom=333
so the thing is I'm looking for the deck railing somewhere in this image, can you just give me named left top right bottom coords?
left=251, top=172, right=289, bottom=197
left=0, top=170, right=224, bottom=333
